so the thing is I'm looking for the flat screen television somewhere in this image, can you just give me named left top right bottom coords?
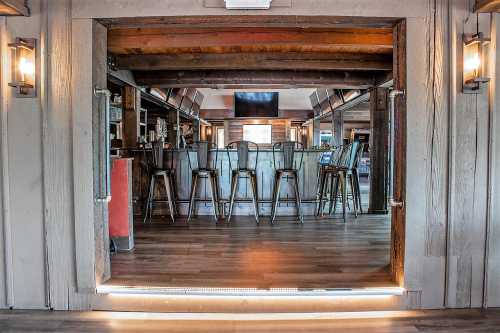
left=234, top=92, right=279, bottom=118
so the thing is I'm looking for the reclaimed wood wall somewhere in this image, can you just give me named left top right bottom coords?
left=0, top=0, right=498, bottom=311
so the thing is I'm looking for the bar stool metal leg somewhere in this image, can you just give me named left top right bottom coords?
left=271, top=172, right=283, bottom=224
left=317, top=169, right=327, bottom=216
left=207, top=172, right=219, bottom=222
left=187, top=173, right=198, bottom=223
left=340, top=172, right=347, bottom=223
left=163, top=174, right=175, bottom=224
left=227, top=171, right=239, bottom=223
left=249, top=171, right=260, bottom=224
left=292, top=171, right=304, bottom=224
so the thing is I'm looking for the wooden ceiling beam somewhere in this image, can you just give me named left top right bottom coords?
left=100, top=15, right=399, bottom=30
left=108, top=27, right=393, bottom=55
left=0, top=0, right=29, bottom=16
left=134, top=70, right=379, bottom=89
left=116, top=52, right=393, bottom=71
left=475, top=0, right=500, bottom=12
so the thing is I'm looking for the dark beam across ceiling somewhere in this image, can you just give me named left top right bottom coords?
left=116, top=52, right=393, bottom=71
left=99, top=15, right=400, bottom=30
left=134, top=70, right=382, bottom=89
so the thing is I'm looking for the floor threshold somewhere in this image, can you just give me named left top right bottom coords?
left=96, top=285, right=405, bottom=297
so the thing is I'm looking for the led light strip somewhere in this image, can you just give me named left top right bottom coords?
left=97, top=285, right=405, bottom=297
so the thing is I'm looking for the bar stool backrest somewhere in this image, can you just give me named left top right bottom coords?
left=328, top=146, right=344, bottom=166
left=348, top=141, right=362, bottom=170
left=144, top=141, right=175, bottom=171
left=187, top=141, right=218, bottom=171
left=273, top=141, right=305, bottom=171
left=226, top=141, right=259, bottom=171
left=152, top=140, right=164, bottom=169
left=337, top=143, right=354, bottom=169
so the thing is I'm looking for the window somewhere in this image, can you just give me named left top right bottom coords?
left=243, top=124, right=272, bottom=144
left=217, top=127, right=225, bottom=149
left=290, top=127, right=297, bottom=142
left=320, top=130, right=333, bottom=145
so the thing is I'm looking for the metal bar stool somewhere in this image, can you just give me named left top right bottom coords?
left=316, top=146, right=343, bottom=216
left=143, top=141, right=177, bottom=224
left=186, top=141, right=220, bottom=222
left=226, top=141, right=260, bottom=224
left=271, top=141, right=305, bottom=224
left=327, top=141, right=364, bottom=222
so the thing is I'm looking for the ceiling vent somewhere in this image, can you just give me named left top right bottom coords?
left=225, top=0, right=272, bottom=9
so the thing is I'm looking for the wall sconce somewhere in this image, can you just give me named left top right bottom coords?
left=8, top=38, right=36, bottom=98
left=463, top=32, right=490, bottom=93
left=206, top=126, right=212, bottom=137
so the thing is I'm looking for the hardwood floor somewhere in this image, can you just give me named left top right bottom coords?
left=1, top=310, right=499, bottom=332
left=107, top=212, right=395, bottom=289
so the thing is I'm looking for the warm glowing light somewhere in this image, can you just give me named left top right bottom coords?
left=105, top=310, right=417, bottom=321
left=97, top=284, right=405, bottom=298
left=19, top=57, right=35, bottom=76
left=464, top=54, right=480, bottom=73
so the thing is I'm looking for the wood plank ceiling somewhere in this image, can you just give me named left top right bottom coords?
left=103, top=16, right=395, bottom=89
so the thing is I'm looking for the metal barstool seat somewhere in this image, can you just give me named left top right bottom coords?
left=226, top=141, right=260, bottom=224
left=271, top=141, right=305, bottom=224
left=187, top=141, right=221, bottom=222
left=143, top=141, right=177, bottom=224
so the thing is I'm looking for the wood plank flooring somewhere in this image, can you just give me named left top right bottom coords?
left=107, top=213, right=395, bottom=289
left=1, top=309, right=499, bottom=332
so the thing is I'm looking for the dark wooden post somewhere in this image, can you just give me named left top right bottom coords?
left=167, top=109, right=178, bottom=147
left=368, top=87, right=389, bottom=214
left=122, top=86, right=141, bottom=148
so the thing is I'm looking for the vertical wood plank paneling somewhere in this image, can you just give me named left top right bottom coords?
left=72, top=19, right=96, bottom=294
left=0, top=16, right=10, bottom=309
left=43, top=0, right=91, bottom=310
left=420, top=0, right=449, bottom=309
left=486, top=13, right=500, bottom=308
left=447, top=0, right=490, bottom=308
left=0, top=1, right=47, bottom=310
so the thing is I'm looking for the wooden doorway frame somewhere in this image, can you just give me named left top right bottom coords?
left=391, top=20, right=407, bottom=286
left=84, top=15, right=408, bottom=292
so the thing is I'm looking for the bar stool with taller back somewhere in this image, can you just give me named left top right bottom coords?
left=316, top=145, right=344, bottom=216
left=271, top=141, right=305, bottom=224
left=226, top=141, right=260, bottom=224
left=187, top=141, right=221, bottom=222
left=143, top=141, right=177, bottom=224
left=323, top=141, right=364, bottom=222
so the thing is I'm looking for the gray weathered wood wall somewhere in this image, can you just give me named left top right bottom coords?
left=0, top=0, right=498, bottom=311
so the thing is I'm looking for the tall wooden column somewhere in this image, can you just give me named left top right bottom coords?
left=122, top=86, right=141, bottom=148
left=167, top=109, right=178, bottom=147
left=368, top=88, right=389, bottom=214
left=332, top=109, right=344, bottom=146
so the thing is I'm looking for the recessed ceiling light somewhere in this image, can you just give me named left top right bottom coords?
left=225, top=0, right=272, bottom=9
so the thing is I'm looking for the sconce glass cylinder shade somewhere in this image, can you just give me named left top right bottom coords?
left=463, top=32, right=490, bottom=93
left=8, top=37, right=36, bottom=98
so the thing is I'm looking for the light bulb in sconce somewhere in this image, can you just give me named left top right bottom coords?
left=464, top=54, right=480, bottom=73
left=19, top=57, right=35, bottom=77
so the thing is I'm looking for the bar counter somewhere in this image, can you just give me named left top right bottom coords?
left=119, top=148, right=327, bottom=216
